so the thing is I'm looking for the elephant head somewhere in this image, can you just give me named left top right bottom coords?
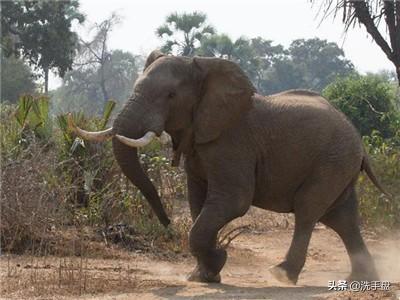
left=68, top=50, right=256, bottom=227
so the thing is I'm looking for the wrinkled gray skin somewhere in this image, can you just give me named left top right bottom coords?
left=112, top=50, right=383, bottom=284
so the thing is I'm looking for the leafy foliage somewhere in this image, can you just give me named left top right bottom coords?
left=157, top=11, right=215, bottom=56
left=2, top=95, right=52, bottom=155
left=1, top=0, right=85, bottom=92
left=0, top=54, right=36, bottom=103
left=198, top=34, right=354, bottom=94
left=313, top=0, right=400, bottom=84
left=323, top=74, right=399, bottom=138
left=264, top=38, right=354, bottom=93
left=358, top=132, right=400, bottom=228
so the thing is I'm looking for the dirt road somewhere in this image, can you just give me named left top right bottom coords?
left=90, top=228, right=400, bottom=300
left=2, top=223, right=399, bottom=300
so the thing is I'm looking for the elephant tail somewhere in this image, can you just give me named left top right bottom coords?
left=361, top=155, right=392, bottom=199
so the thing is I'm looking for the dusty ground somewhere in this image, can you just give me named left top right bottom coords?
left=1, top=220, right=399, bottom=300
left=1, top=207, right=399, bottom=299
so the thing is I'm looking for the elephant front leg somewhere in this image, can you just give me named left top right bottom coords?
left=187, top=191, right=251, bottom=283
left=185, top=151, right=254, bottom=283
left=187, top=204, right=231, bottom=283
left=186, top=173, right=211, bottom=281
left=186, top=173, right=207, bottom=222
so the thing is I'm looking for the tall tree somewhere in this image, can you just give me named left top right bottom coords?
left=197, top=34, right=235, bottom=58
left=314, top=0, right=400, bottom=84
left=264, top=38, right=354, bottom=93
left=77, top=13, right=121, bottom=106
left=1, top=54, right=35, bottom=103
left=199, top=34, right=286, bottom=92
left=156, top=11, right=215, bottom=56
left=1, top=0, right=84, bottom=93
left=289, top=38, right=354, bottom=89
left=53, top=50, right=140, bottom=114
left=233, top=37, right=286, bottom=92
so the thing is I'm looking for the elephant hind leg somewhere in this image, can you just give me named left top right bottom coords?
left=319, top=184, right=379, bottom=281
left=270, top=216, right=315, bottom=284
left=270, top=168, right=352, bottom=285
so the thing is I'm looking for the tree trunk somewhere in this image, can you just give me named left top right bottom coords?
left=351, top=1, right=400, bottom=85
left=99, top=64, right=109, bottom=109
left=44, top=68, right=49, bottom=94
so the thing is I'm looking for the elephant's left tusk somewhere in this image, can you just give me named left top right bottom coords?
left=67, top=113, right=113, bottom=142
left=116, top=131, right=170, bottom=148
left=116, top=131, right=157, bottom=148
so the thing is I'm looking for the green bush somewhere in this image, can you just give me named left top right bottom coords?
left=0, top=55, right=36, bottom=104
left=358, top=132, right=400, bottom=228
left=323, top=74, right=399, bottom=139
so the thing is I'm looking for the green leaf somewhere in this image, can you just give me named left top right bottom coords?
left=15, top=95, right=33, bottom=128
left=101, top=100, right=116, bottom=130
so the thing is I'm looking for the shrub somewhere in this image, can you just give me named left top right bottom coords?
left=323, top=74, right=399, bottom=139
left=0, top=55, right=36, bottom=104
left=0, top=141, right=71, bottom=253
left=1, top=96, right=188, bottom=255
left=358, top=132, right=400, bottom=228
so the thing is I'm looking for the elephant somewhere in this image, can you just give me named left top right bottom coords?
left=68, top=50, right=391, bottom=285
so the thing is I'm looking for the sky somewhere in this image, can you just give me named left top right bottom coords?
left=50, top=0, right=394, bottom=89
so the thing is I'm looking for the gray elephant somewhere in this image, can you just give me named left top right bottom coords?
left=69, top=50, right=390, bottom=284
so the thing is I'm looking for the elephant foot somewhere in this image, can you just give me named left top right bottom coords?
left=187, top=248, right=227, bottom=283
left=269, top=263, right=298, bottom=285
left=346, top=258, right=380, bottom=282
left=187, top=266, right=221, bottom=283
left=346, top=269, right=379, bottom=282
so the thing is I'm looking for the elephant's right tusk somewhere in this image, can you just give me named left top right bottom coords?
left=116, top=131, right=157, bottom=148
left=67, top=113, right=114, bottom=142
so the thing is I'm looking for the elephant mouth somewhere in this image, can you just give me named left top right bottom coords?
left=67, top=113, right=170, bottom=147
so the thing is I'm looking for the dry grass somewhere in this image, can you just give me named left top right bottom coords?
left=0, top=254, right=169, bottom=299
left=1, top=141, right=68, bottom=254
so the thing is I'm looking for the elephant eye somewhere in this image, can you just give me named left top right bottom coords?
left=167, top=91, right=176, bottom=99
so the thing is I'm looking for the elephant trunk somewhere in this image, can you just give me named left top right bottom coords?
left=112, top=138, right=170, bottom=227
left=112, top=101, right=170, bottom=227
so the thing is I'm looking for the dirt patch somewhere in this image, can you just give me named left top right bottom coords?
left=1, top=226, right=399, bottom=300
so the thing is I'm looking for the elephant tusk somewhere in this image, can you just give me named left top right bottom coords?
left=67, top=113, right=113, bottom=142
left=116, top=131, right=170, bottom=147
left=159, top=131, right=171, bottom=145
left=116, top=131, right=157, bottom=148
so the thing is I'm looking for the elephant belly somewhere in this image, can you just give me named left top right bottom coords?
left=252, top=158, right=302, bottom=213
left=252, top=193, right=295, bottom=213
left=252, top=175, right=299, bottom=213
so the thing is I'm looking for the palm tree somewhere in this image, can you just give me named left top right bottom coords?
left=156, top=11, right=215, bottom=56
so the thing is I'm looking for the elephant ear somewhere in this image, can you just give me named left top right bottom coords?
left=192, top=57, right=256, bottom=144
left=143, top=50, right=165, bottom=71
